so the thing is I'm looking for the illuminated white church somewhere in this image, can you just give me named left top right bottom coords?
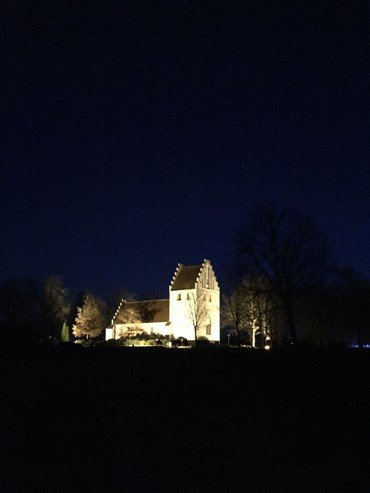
left=105, top=259, right=220, bottom=343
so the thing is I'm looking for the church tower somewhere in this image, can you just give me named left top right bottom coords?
left=169, top=259, right=220, bottom=342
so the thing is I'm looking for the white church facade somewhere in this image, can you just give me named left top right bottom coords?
left=105, top=259, right=220, bottom=343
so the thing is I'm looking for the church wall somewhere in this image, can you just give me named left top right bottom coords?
left=193, top=260, right=220, bottom=341
left=192, top=286, right=220, bottom=342
left=105, top=328, right=114, bottom=340
left=169, top=286, right=220, bottom=342
left=169, top=288, right=197, bottom=340
left=107, top=322, right=170, bottom=340
left=204, top=288, right=220, bottom=342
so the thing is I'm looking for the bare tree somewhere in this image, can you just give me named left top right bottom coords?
left=222, top=286, right=249, bottom=348
left=41, top=276, right=70, bottom=338
left=186, top=291, right=210, bottom=345
left=115, top=305, right=142, bottom=339
left=106, top=288, right=136, bottom=315
left=235, top=206, right=329, bottom=344
left=242, top=276, right=281, bottom=347
left=223, top=277, right=281, bottom=348
left=72, top=293, right=107, bottom=340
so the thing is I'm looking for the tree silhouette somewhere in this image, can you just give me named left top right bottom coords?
left=0, top=277, right=42, bottom=341
left=222, top=286, right=248, bottom=348
left=235, top=206, right=329, bottom=344
left=40, top=276, right=70, bottom=338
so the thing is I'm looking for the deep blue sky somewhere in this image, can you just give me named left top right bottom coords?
left=2, top=1, right=369, bottom=298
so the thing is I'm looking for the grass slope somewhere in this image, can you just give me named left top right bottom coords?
left=0, top=347, right=368, bottom=492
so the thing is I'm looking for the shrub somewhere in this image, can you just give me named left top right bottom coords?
left=196, top=336, right=211, bottom=346
left=172, top=337, right=190, bottom=347
left=73, top=338, right=96, bottom=347
left=99, top=333, right=170, bottom=347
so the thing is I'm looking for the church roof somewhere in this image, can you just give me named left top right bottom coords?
left=115, top=299, right=169, bottom=324
left=171, top=265, right=201, bottom=290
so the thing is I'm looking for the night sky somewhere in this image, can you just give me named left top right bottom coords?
left=2, top=1, right=369, bottom=298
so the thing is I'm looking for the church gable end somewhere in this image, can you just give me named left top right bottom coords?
left=197, top=259, right=219, bottom=290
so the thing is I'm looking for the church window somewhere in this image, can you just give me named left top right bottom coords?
left=206, top=324, right=211, bottom=335
left=209, top=295, right=212, bottom=302
left=177, top=294, right=181, bottom=301
left=187, top=293, right=190, bottom=300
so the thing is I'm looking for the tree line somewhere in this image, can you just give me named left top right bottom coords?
left=0, top=277, right=127, bottom=345
left=222, top=206, right=370, bottom=348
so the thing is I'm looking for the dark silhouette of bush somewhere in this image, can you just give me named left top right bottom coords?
left=172, top=337, right=190, bottom=347
left=196, top=336, right=211, bottom=346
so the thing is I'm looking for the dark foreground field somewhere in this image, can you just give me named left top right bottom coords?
left=0, top=346, right=368, bottom=492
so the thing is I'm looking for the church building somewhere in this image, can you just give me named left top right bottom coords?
left=105, top=259, right=220, bottom=343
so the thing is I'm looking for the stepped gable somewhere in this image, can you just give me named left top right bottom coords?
left=113, top=299, right=169, bottom=324
left=170, top=263, right=202, bottom=290
left=112, top=298, right=126, bottom=324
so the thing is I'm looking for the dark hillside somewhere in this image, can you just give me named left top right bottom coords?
left=0, top=347, right=368, bottom=492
